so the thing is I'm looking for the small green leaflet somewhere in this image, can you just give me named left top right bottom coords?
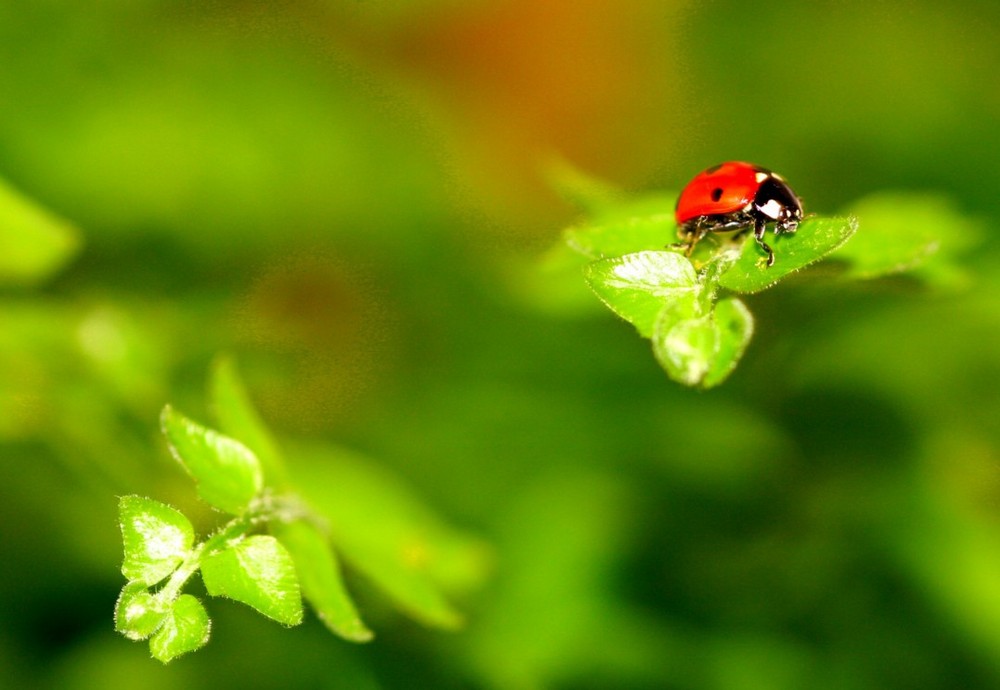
left=119, top=495, right=194, bottom=586
left=581, top=250, right=752, bottom=388
left=718, top=216, right=858, bottom=293
left=115, top=582, right=169, bottom=641
left=291, top=446, right=489, bottom=630
left=652, top=296, right=753, bottom=388
left=832, top=193, right=977, bottom=282
left=160, top=405, right=263, bottom=515
left=584, top=251, right=699, bottom=338
left=201, top=535, right=303, bottom=626
left=565, top=208, right=677, bottom=260
left=0, top=176, right=80, bottom=286
left=149, top=595, right=211, bottom=663
left=272, top=519, right=373, bottom=642
left=209, top=357, right=288, bottom=487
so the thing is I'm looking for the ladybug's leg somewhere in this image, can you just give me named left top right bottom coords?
left=753, top=217, right=775, bottom=267
left=673, top=219, right=708, bottom=257
left=669, top=234, right=690, bottom=253
left=775, top=216, right=799, bottom=236
left=689, top=222, right=712, bottom=257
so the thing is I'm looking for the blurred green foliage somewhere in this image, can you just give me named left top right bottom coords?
left=2, top=1, right=1000, bottom=688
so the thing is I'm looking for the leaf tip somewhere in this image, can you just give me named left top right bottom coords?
left=159, top=404, right=175, bottom=432
left=321, top=613, right=374, bottom=643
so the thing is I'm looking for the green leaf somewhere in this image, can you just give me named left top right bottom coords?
left=702, top=297, right=755, bottom=388
left=118, top=495, right=194, bottom=586
left=209, top=357, right=288, bottom=487
left=652, top=296, right=754, bottom=389
left=584, top=251, right=699, bottom=337
left=718, top=216, right=858, bottom=293
left=160, top=405, right=263, bottom=515
left=272, top=519, right=373, bottom=642
left=833, top=193, right=977, bottom=281
left=544, top=158, right=626, bottom=216
left=149, top=595, right=211, bottom=663
left=564, top=194, right=678, bottom=259
left=201, top=535, right=303, bottom=626
left=506, top=242, right=605, bottom=318
left=291, top=445, right=492, bottom=630
left=115, top=582, right=169, bottom=641
left=0, top=177, right=80, bottom=286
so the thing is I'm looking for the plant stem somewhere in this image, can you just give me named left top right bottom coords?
left=154, top=491, right=305, bottom=604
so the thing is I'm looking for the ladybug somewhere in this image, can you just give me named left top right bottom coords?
left=674, top=162, right=804, bottom=267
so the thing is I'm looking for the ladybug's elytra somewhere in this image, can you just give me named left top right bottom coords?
left=674, top=161, right=804, bottom=267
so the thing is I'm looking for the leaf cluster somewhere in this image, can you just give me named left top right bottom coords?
left=115, top=359, right=489, bottom=662
left=552, top=169, right=973, bottom=387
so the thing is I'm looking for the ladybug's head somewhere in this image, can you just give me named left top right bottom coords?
left=752, top=175, right=803, bottom=229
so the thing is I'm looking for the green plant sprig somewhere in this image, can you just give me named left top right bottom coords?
left=115, top=404, right=352, bottom=662
left=549, top=166, right=975, bottom=388
left=115, top=359, right=490, bottom=662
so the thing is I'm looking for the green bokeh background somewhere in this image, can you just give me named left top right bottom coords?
left=2, top=1, right=1000, bottom=688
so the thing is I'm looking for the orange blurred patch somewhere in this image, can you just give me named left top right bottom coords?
left=229, top=250, right=398, bottom=433
left=383, top=0, right=687, bottom=236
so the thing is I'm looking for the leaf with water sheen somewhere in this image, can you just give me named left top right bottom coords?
left=201, top=535, right=303, bottom=626
left=160, top=405, right=263, bottom=515
left=149, top=595, right=210, bottom=663
left=272, top=519, right=372, bottom=642
left=652, top=297, right=753, bottom=389
left=119, top=495, right=194, bottom=586
left=718, top=216, right=858, bottom=293
left=584, top=251, right=698, bottom=337
left=701, top=297, right=754, bottom=388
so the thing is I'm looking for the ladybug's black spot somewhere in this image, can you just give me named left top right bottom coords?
left=705, top=164, right=723, bottom=174
left=711, top=187, right=724, bottom=202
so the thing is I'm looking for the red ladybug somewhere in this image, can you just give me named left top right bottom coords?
left=674, top=161, right=803, bottom=267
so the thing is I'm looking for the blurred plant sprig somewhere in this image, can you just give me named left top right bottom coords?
left=0, top=176, right=79, bottom=287
left=116, top=358, right=491, bottom=662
